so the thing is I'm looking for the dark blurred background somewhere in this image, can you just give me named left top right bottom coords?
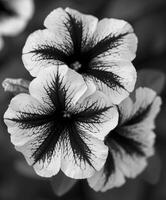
left=0, top=0, right=166, bottom=199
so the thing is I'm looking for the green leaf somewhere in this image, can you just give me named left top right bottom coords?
left=50, top=171, right=77, bottom=197
left=135, top=69, right=165, bottom=95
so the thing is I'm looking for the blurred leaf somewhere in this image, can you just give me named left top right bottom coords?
left=142, top=153, right=161, bottom=184
left=2, top=78, right=30, bottom=95
left=135, top=12, right=166, bottom=60
left=14, top=160, right=41, bottom=179
left=135, top=69, right=165, bottom=94
left=104, top=0, right=164, bottom=20
left=83, top=178, right=144, bottom=200
left=50, top=171, right=77, bottom=197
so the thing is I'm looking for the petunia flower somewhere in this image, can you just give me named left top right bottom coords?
left=22, top=7, right=137, bottom=105
left=0, top=0, right=34, bottom=36
left=4, top=65, right=119, bottom=179
left=88, top=87, right=162, bottom=191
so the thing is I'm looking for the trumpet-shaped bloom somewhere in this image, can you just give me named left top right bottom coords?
left=4, top=66, right=119, bottom=179
left=22, top=7, right=137, bottom=105
left=0, top=0, right=34, bottom=36
left=88, top=87, right=162, bottom=191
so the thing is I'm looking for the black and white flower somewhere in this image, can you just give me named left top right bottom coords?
left=88, top=87, right=162, bottom=191
left=4, top=66, right=119, bottom=179
left=22, top=7, right=137, bottom=105
left=0, top=0, right=34, bottom=36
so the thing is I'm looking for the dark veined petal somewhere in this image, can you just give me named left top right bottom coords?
left=74, top=91, right=119, bottom=140
left=85, top=59, right=136, bottom=105
left=22, top=29, right=71, bottom=77
left=88, top=127, right=149, bottom=191
left=23, top=7, right=98, bottom=77
left=85, top=18, right=137, bottom=62
left=4, top=65, right=116, bottom=179
left=44, top=7, right=98, bottom=51
left=88, top=87, right=161, bottom=191
left=3, top=66, right=88, bottom=178
left=4, top=93, right=49, bottom=146
left=59, top=90, right=118, bottom=179
left=29, top=65, right=87, bottom=107
left=61, top=131, right=108, bottom=179
left=123, top=87, right=162, bottom=129
left=88, top=151, right=125, bottom=192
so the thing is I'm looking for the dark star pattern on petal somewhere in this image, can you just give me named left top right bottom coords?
left=124, top=102, right=154, bottom=126
left=82, top=32, right=129, bottom=61
left=103, top=113, right=147, bottom=185
left=103, top=151, right=115, bottom=185
left=85, top=62, right=126, bottom=91
left=26, top=12, right=130, bottom=93
left=5, top=70, right=111, bottom=168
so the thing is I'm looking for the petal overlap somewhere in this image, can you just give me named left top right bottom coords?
left=4, top=66, right=119, bottom=179
left=22, top=7, right=137, bottom=105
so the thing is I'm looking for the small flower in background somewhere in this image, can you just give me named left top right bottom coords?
left=88, top=87, right=162, bottom=191
left=0, top=0, right=34, bottom=42
left=4, top=66, right=119, bottom=179
left=22, top=7, right=137, bottom=105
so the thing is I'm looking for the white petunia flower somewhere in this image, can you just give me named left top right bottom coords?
left=88, top=87, right=162, bottom=192
left=22, top=7, right=137, bottom=105
left=4, top=66, right=119, bottom=179
left=0, top=0, right=34, bottom=36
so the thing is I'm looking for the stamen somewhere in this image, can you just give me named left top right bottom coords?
left=70, top=61, right=81, bottom=71
left=62, top=111, right=71, bottom=118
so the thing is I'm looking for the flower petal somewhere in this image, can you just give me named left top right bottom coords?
left=128, top=87, right=162, bottom=129
left=74, top=91, right=119, bottom=140
left=22, top=29, right=70, bottom=77
left=88, top=152, right=125, bottom=192
left=88, top=148, right=147, bottom=191
left=29, top=65, right=88, bottom=107
left=15, top=137, right=61, bottom=177
left=90, top=18, right=137, bottom=61
left=118, top=96, right=133, bottom=125
left=4, top=92, right=63, bottom=177
left=88, top=87, right=162, bottom=191
left=4, top=93, right=46, bottom=146
left=86, top=60, right=136, bottom=105
left=44, top=7, right=98, bottom=49
left=61, top=133, right=108, bottom=179
left=64, top=7, right=98, bottom=49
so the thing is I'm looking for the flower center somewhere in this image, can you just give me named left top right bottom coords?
left=62, top=111, right=71, bottom=118
left=70, top=61, right=81, bottom=71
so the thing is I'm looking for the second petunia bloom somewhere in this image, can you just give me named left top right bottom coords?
left=88, top=87, right=162, bottom=191
left=22, top=7, right=137, bottom=105
left=4, top=66, right=119, bottom=179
